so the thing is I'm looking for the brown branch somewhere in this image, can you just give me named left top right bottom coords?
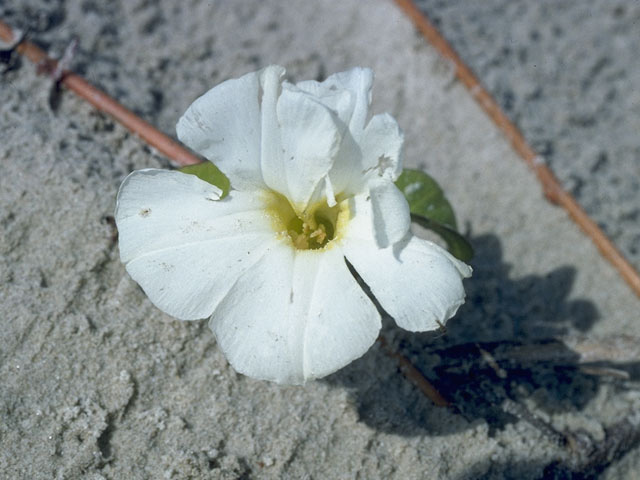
left=484, top=334, right=640, bottom=366
left=394, top=0, right=640, bottom=299
left=0, top=20, right=200, bottom=167
left=378, top=336, right=450, bottom=407
left=552, top=418, right=640, bottom=477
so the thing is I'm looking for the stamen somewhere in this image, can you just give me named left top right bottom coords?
left=309, top=224, right=327, bottom=243
left=264, top=190, right=345, bottom=250
left=289, top=230, right=309, bottom=250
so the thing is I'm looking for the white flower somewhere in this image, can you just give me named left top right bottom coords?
left=115, top=65, right=471, bottom=384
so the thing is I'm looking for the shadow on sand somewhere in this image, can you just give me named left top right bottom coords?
left=325, top=234, right=638, bottom=445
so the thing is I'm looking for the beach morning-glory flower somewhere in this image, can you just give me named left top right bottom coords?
left=115, top=65, right=472, bottom=384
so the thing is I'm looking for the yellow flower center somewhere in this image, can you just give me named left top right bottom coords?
left=264, top=191, right=350, bottom=250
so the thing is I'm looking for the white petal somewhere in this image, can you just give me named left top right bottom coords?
left=297, top=68, right=375, bottom=198
left=210, top=246, right=381, bottom=384
left=258, top=65, right=286, bottom=193
left=331, top=113, right=404, bottom=200
left=334, top=67, right=374, bottom=136
left=176, top=69, right=265, bottom=191
left=115, top=169, right=277, bottom=320
left=323, top=129, right=362, bottom=198
left=294, top=79, right=353, bottom=127
left=116, top=169, right=271, bottom=261
left=342, top=197, right=472, bottom=331
left=261, top=83, right=342, bottom=211
left=297, top=67, right=373, bottom=138
left=300, top=248, right=381, bottom=380
left=360, top=113, right=404, bottom=183
left=369, top=179, right=411, bottom=247
left=324, top=175, right=337, bottom=207
left=125, top=234, right=276, bottom=320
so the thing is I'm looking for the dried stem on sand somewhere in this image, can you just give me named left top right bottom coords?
left=0, top=21, right=200, bottom=167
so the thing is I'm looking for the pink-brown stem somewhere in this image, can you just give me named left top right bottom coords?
left=0, top=20, right=200, bottom=166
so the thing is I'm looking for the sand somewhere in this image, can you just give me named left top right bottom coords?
left=416, top=0, right=640, bottom=271
left=1, top=0, right=639, bottom=478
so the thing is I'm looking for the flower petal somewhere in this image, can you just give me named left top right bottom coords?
left=125, top=234, right=276, bottom=320
left=369, top=179, right=412, bottom=247
left=295, top=67, right=373, bottom=134
left=116, top=169, right=271, bottom=261
left=258, top=64, right=285, bottom=192
left=300, top=248, right=382, bottom=380
left=342, top=196, right=472, bottom=331
left=297, top=68, right=375, bottom=198
left=332, top=112, right=405, bottom=201
left=360, top=113, right=404, bottom=183
left=334, top=67, right=374, bottom=136
left=293, top=80, right=353, bottom=128
left=261, top=83, right=343, bottom=211
left=176, top=69, right=267, bottom=191
left=210, top=246, right=381, bottom=384
left=115, top=169, right=277, bottom=320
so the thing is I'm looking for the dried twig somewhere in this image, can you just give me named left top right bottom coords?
left=0, top=26, right=26, bottom=73
left=502, top=398, right=568, bottom=447
left=548, top=418, right=640, bottom=477
left=475, top=335, right=640, bottom=367
left=35, top=37, right=78, bottom=110
left=394, top=0, right=640, bottom=298
left=378, top=336, right=450, bottom=407
left=0, top=20, right=200, bottom=166
left=36, top=37, right=77, bottom=81
left=426, top=335, right=640, bottom=465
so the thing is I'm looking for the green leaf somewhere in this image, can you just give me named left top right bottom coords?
left=395, top=168, right=457, bottom=230
left=179, top=162, right=230, bottom=198
left=410, top=215, right=474, bottom=262
left=396, top=168, right=473, bottom=261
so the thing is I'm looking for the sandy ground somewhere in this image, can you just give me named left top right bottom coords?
left=1, top=0, right=640, bottom=478
left=417, top=0, right=640, bottom=271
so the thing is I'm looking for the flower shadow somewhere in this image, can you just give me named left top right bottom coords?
left=323, top=233, right=630, bottom=437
